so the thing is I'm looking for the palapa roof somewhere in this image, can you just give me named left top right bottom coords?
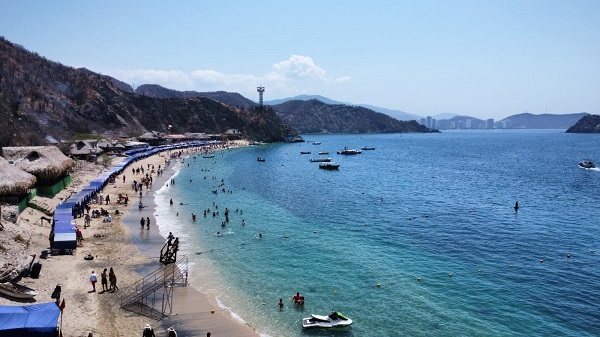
left=2, top=146, right=74, bottom=181
left=138, top=131, right=164, bottom=140
left=96, top=139, right=111, bottom=149
left=70, top=140, right=102, bottom=156
left=0, top=156, right=37, bottom=196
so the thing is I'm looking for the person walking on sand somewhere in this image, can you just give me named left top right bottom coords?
left=101, top=268, right=108, bottom=292
left=140, top=217, right=145, bottom=229
left=167, top=327, right=177, bottom=337
left=109, top=267, right=119, bottom=291
left=89, top=271, right=98, bottom=292
left=146, top=217, right=150, bottom=230
left=142, top=324, right=155, bottom=337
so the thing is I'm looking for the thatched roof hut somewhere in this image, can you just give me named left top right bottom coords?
left=70, top=140, right=102, bottom=157
left=0, top=156, right=36, bottom=196
left=2, top=146, right=74, bottom=183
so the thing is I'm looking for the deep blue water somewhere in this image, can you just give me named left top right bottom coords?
left=155, top=130, right=600, bottom=337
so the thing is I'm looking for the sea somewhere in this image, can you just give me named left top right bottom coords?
left=154, top=130, right=600, bottom=337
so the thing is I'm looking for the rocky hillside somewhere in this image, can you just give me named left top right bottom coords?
left=0, top=37, right=293, bottom=146
left=272, top=99, right=430, bottom=134
left=565, top=114, right=600, bottom=133
left=502, top=113, right=589, bottom=129
left=135, top=84, right=257, bottom=108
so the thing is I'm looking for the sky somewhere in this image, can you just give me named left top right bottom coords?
left=1, top=1, right=598, bottom=120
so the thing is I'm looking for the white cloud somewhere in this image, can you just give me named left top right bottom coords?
left=108, top=55, right=350, bottom=100
left=271, top=55, right=327, bottom=80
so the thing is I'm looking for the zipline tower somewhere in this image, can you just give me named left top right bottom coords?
left=257, top=86, right=265, bottom=108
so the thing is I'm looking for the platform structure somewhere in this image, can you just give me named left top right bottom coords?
left=120, top=255, right=188, bottom=319
left=160, top=237, right=179, bottom=265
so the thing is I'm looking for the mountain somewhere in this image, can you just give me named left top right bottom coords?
left=272, top=99, right=430, bottom=134
left=135, top=84, right=257, bottom=108
left=565, top=114, right=600, bottom=133
left=0, top=37, right=293, bottom=146
left=502, top=113, right=589, bottom=129
left=265, top=95, right=421, bottom=121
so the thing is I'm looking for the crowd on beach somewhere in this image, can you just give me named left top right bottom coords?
left=0, top=141, right=265, bottom=337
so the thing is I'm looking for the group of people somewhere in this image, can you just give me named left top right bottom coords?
left=278, top=292, right=305, bottom=309
left=142, top=324, right=178, bottom=337
left=89, top=267, right=119, bottom=293
left=140, top=216, right=151, bottom=230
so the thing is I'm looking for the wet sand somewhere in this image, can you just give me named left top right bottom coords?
left=121, top=148, right=260, bottom=336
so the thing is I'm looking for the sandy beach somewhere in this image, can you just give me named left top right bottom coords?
left=0, top=141, right=259, bottom=337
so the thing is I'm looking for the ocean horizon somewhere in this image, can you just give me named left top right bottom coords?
left=154, top=130, right=600, bottom=337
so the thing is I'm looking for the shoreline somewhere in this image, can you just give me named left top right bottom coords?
left=0, top=142, right=259, bottom=337
left=122, top=149, right=260, bottom=336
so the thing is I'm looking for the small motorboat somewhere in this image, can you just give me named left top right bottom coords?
left=300, top=151, right=311, bottom=154
left=302, top=311, right=352, bottom=329
left=310, top=157, right=331, bottom=162
left=318, top=151, right=329, bottom=155
left=361, top=146, right=375, bottom=150
left=257, top=157, right=266, bottom=162
left=319, top=162, right=340, bottom=170
left=579, top=159, right=595, bottom=169
left=337, top=146, right=362, bottom=155
left=0, top=281, right=37, bottom=299
left=312, top=141, right=321, bottom=145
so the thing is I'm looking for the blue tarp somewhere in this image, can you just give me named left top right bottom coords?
left=52, top=213, right=73, bottom=222
left=53, top=221, right=74, bottom=233
left=52, top=233, right=76, bottom=250
left=0, top=302, right=60, bottom=337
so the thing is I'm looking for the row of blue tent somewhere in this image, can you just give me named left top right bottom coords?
left=50, top=141, right=219, bottom=251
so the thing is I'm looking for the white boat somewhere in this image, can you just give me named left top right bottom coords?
left=310, top=158, right=331, bottom=162
left=318, top=151, right=329, bottom=155
left=302, top=311, right=352, bottom=329
left=579, top=159, right=595, bottom=169
left=0, top=281, right=37, bottom=299
left=319, top=162, right=340, bottom=170
left=337, top=146, right=362, bottom=155
left=312, top=141, right=321, bottom=145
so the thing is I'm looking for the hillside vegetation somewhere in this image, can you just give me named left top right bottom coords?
left=0, top=37, right=293, bottom=146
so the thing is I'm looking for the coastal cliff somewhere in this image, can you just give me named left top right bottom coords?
left=273, top=99, right=430, bottom=134
left=0, top=37, right=293, bottom=146
left=565, top=114, right=600, bottom=133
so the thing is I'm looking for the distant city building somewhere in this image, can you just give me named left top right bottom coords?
left=436, top=119, right=449, bottom=130
left=426, top=116, right=432, bottom=129
left=420, top=118, right=426, bottom=126
left=466, top=118, right=472, bottom=129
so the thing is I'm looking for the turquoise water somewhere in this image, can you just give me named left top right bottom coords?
left=155, top=130, right=600, bottom=337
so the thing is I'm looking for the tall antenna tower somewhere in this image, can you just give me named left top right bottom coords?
left=257, top=86, right=265, bottom=107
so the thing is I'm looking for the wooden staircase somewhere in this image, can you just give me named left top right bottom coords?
left=27, top=198, right=55, bottom=216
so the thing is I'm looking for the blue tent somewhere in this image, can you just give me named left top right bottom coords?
left=0, top=302, right=60, bottom=337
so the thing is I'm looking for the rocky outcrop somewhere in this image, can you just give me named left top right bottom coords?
left=272, top=99, right=430, bottom=134
left=565, top=114, right=600, bottom=133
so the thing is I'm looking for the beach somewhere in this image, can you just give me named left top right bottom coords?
left=0, top=141, right=259, bottom=337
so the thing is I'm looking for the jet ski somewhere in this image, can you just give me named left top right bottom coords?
left=302, top=311, right=352, bottom=329
left=579, top=159, right=595, bottom=169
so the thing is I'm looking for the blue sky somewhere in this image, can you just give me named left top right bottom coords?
left=1, top=1, right=598, bottom=120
